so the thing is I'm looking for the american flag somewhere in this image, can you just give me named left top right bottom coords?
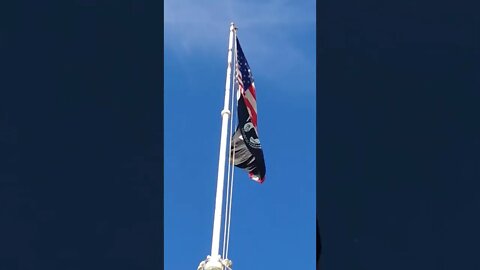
left=235, top=37, right=258, bottom=128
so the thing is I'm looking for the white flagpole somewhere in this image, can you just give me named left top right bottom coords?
left=200, top=22, right=236, bottom=270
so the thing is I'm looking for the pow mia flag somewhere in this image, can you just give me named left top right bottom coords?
left=230, top=37, right=266, bottom=183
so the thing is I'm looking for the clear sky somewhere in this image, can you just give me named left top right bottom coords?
left=164, top=1, right=316, bottom=269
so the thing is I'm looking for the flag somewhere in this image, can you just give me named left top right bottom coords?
left=230, top=37, right=266, bottom=183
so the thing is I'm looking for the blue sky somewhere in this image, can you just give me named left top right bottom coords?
left=164, top=1, right=316, bottom=269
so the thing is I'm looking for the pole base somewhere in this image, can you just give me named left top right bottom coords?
left=198, top=255, right=232, bottom=270
left=204, top=261, right=222, bottom=270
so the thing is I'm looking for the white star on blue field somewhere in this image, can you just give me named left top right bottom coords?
left=164, top=1, right=316, bottom=269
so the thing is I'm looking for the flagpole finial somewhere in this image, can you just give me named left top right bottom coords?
left=230, top=22, right=237, bottom=31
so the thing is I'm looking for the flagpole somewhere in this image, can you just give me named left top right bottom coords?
left=201, top=22, right=236, bottom=270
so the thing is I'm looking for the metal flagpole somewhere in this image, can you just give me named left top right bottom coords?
left=199, top=22, right=236, bottom=270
